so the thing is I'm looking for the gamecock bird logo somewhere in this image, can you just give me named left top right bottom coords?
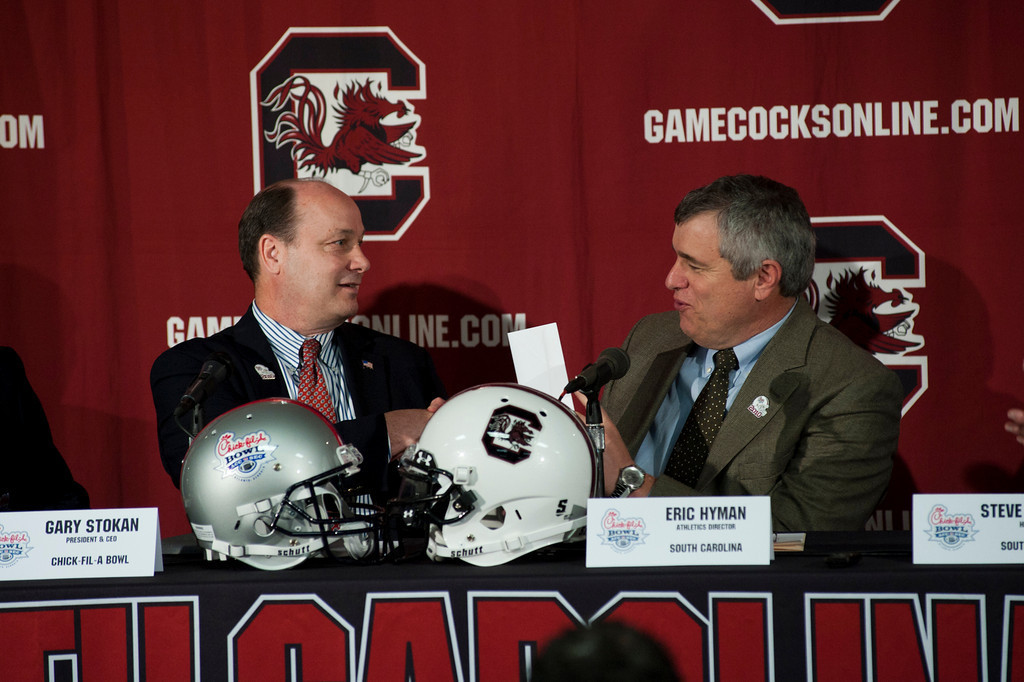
left=487, top=414, right=535, bottom=450
left=808, top=216, right=926, bottom=414
left=483, top=407, right=540, bottom=464
left=262, top=75, right=420, bottom=188
left=824, top=268, right=920, bottom=354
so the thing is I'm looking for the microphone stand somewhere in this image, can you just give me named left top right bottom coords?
left=173, top=401, right=205, bottom=443
left=189, top=403, right=204, bottom=440
left=581, top=386, right=605, bottom=497
left=171, top=401, right=205, bottom=481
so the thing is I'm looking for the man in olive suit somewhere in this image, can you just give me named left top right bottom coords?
left=601, top=175, right=902, bottom=531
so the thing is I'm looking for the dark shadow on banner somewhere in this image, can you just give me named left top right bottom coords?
left=924, top=255, right=1024, bottom=494
left=359, top=282, right=519, bottom=395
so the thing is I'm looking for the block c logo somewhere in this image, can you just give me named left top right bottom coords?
left=251, top=28, right=429, bottom=241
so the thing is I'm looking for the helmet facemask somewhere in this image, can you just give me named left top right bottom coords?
left=384, top=447, right=478, bottom=560
left=254, top=451, right=379, bottom=565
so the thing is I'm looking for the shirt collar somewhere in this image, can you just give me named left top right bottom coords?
left=732, top=301, right=796, bottom=372
left=251, top=302, right=339, bottom=371
left=691, top=301, right=796, bottom=376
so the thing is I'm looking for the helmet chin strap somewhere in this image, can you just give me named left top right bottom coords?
left=427, top=515, right=587, bottom=561
left=205, top=486, right=376, bottom=563
left=204, top=517, right=375, bottom=563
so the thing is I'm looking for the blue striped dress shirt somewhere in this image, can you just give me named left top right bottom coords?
left=251, top=302, right=357, bottom=420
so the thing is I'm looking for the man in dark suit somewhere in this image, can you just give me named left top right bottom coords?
left=150, top=179, right=445, bottom=495
left=1, top=346, right=90, bottom=511
left=601, top=175, right=902, bottom=531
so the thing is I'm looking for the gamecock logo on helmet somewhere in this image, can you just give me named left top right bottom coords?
left=251, top=28, right=428, bottom=240
left=807, top=215, right=926, bottom=414
left=483, top=406, right=541, bottom=464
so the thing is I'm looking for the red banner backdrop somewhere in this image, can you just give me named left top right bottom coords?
left=2, top=1, right=1021, bottom=536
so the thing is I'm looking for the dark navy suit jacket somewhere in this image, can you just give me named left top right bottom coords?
left=150, top=308, right=446, bottom=495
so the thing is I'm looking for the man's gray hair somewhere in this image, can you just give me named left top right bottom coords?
left=674, top=175, right=816, bottom=297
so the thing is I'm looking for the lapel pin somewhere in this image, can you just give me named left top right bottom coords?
left=747, top=395, right=769, bottom=418
left=254, top=364, right=276, bottom=380
left=362, top=360, right=374, bottom=370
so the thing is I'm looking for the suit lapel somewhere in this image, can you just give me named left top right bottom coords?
left=619, top=344, right=691, bottom=453
left=698, top=301, right=817, bottom=488
left=334, top=324, right=386, bottom=417
left=231, top=310, right=289, bottom=400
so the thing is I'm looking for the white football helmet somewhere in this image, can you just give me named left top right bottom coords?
left=388, top=384, right=596, bottom=566
left=180, top=399, right=377, bottom=570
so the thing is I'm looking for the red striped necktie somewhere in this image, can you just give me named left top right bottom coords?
left=297, top=338, right=335, bottom=420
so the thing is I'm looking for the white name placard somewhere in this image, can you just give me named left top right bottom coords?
left=912, top=494, right=1024, bottom=564
left=585, top=496, right=772, bottom=567
left=0, top=507, right=162, bottom=581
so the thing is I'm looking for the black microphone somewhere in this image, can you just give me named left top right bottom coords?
left=173, top=353, right=233, bottom=417
left=563, top=347, right=630, bottom=394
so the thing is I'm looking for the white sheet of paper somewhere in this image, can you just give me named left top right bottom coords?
left=507, top=323, right=573, bottom=408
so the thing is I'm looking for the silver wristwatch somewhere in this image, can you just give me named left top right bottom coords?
left=612, top=465, right=646, bottom=498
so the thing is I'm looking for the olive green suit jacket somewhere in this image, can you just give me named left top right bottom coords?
left=602, top=299, right=903, bottom=531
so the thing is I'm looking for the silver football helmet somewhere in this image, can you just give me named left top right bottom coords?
left=388, top=384, right=596, bottom=566
left=180, top=399, right=376, bottom=570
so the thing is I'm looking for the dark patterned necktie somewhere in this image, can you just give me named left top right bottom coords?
left=298, top=339, right=335, bottom=420
left=664, top=348, right=738, bottom=487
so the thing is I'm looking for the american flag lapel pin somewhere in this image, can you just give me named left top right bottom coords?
left=362, top=360, right=374, bottom=370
